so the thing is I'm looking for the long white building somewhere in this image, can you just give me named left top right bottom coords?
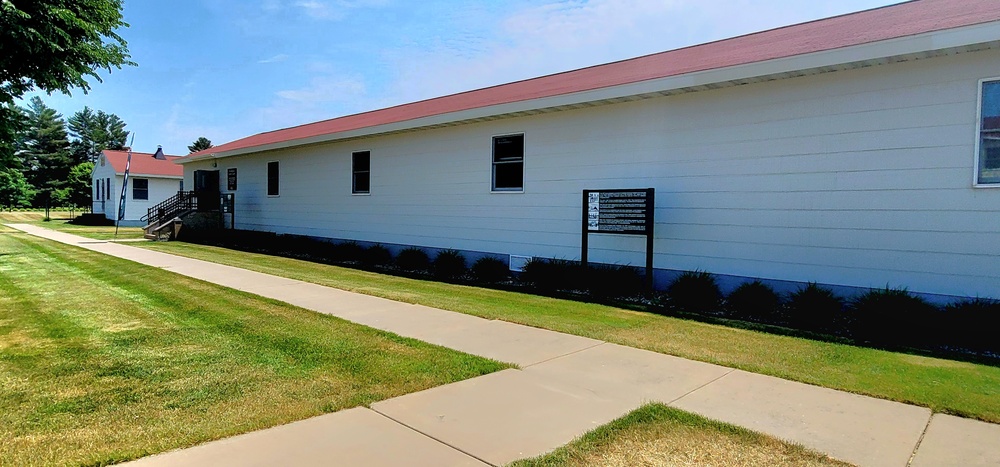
left=177, top=0, right=1000, bottom=300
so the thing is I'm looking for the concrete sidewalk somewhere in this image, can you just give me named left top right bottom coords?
left=8, top=224, right=1000, bottom=467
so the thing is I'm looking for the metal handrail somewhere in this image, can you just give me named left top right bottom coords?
left=142, top=191, right=198, bottom=226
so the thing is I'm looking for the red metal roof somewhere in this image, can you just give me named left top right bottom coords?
left=185, top=0, right=1000, bottom=160
left=102, top=150, right=183, bottom=177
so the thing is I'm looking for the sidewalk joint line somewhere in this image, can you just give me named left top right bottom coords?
left=522, top=341, right=608, bottom=368
left=665, top=368, right=737, bottom=406
left=905, top=413, right=935, bottom=467
left=369, top=407, right=498, bottom=467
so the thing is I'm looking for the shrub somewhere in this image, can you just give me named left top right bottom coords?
left=941, top=298, right=1000, bottom=354
left=584, top=264, right=644, bottom=298
left=726, top=280, right=782, bottom=323
left=299, top=237, right=329, bottom=258
left=666, top=271, right=722, bottom=314
left=785, top=283, right=844, bottom=334
left=471, top=256, right=510, bottom=284
left=360, top=244, right=392, bottom=268
left=281, top=235, right=321, bottom=257
left=848, top=287, right=940, bottom=347
left=521, top=258, right=585, bottom=292
left=329, top=241, right=364, bottom=263
left=396, top=247, right=430, bottom=272
left=235, top=230, right=279, bottom=253
left=433, top=249, right=467, bottom=280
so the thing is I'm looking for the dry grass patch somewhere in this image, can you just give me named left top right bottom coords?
left=511, top=404, right=850, bottom=467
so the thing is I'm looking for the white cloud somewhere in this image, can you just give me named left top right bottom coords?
left=294, top=0, right=338, bottom=19
left=258, top=54, right=290, bottom=64
left=290, top=0, right=390, bottom=20
left=260, top=0, right=282, bottom=13
left=160, top=104, right=241, bottom=155
left=377, top=0, right=891, bottom=106
left=276, top=75, right=367, bottom=103
left=231, top=0, right=893, bottom=139
left=239, top=68, right=370, bottom=131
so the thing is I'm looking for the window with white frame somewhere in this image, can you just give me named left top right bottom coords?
left=978, top=79, right=1000, bottom=185
left=132, top=178, right=149, bottom=200
left=352, top=151, right=370, bottom=194
left=492, top=134, right=524, bottom=191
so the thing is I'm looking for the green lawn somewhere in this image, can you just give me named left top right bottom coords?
left=137, top=241, right=1000, bottom=423
left=511, top=404, right=848, bottom=467
left=0, top=233, right=506, bottom=465
left=0, top=211, right=145, bottom=240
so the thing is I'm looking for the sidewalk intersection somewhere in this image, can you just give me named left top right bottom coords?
left=8, top=224, right=1000, bottom=466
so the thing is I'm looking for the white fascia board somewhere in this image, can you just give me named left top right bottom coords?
left=176, top=153, right=214, bottom=164
left=114, top=172, right=183, bottom=179
left=194, top=20, right=1000, bottom=162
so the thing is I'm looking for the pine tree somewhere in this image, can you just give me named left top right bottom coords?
left=68, top=106, right=98, bottom=164
left=188, top=136, right=213, bottom=153
left=95, top=110, right=129, bottom=150
left=68, top=106, right=129, bottom=163
left=20, top=97, right=72, bottom=203
left=0, top=103, right=26, bottom=170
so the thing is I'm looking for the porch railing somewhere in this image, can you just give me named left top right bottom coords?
left=142, top=191, right=198, bottom=227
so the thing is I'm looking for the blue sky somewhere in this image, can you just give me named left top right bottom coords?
left=23, top=0, right=897, bottom=155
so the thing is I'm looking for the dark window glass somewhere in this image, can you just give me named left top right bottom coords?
left=979, top=81, right=1000, bottom=184
left=985, top=146, right=1000, bottom=170
left=492, top=134, right=524, bottom=191
left=267, top=161, right=280, bottom=196
left=353, top=151, right=370, bottom=194
left=132, top=178, right=149, bottom=200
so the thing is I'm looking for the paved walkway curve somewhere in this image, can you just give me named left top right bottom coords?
left=8, top=224, right=1000, bottom=467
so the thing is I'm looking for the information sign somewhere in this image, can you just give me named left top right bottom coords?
left=582, top=188, right=655, bottom=289
left=586, top=189, right=652, bottom=235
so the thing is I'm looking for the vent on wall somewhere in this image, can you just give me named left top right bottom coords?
left=509, top=255, right=532, bottom=272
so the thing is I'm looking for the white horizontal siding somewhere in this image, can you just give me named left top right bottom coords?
left=121, top=177, right=182, bottom=222
left=91, top=161, right=116, bottom=219
left=187, top=48, right=1000, bottom=298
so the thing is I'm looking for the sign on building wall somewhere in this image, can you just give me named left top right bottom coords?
left=227, top=168, right=238, bottom=191
left=586, top=189, right=653, bottom=235
left=582, top=188, right=655, bottom=289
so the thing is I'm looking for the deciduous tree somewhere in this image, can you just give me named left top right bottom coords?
left=0, top=168, right=34, bottom=209
left=65, top=161, right=95, bottom=209
left=0, top=0, right=132, bottom=139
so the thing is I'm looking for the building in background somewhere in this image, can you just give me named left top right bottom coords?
left=92, top=147, right=183, bottom=226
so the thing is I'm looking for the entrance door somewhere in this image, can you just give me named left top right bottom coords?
left=194, top=170, right=220, bottom=211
